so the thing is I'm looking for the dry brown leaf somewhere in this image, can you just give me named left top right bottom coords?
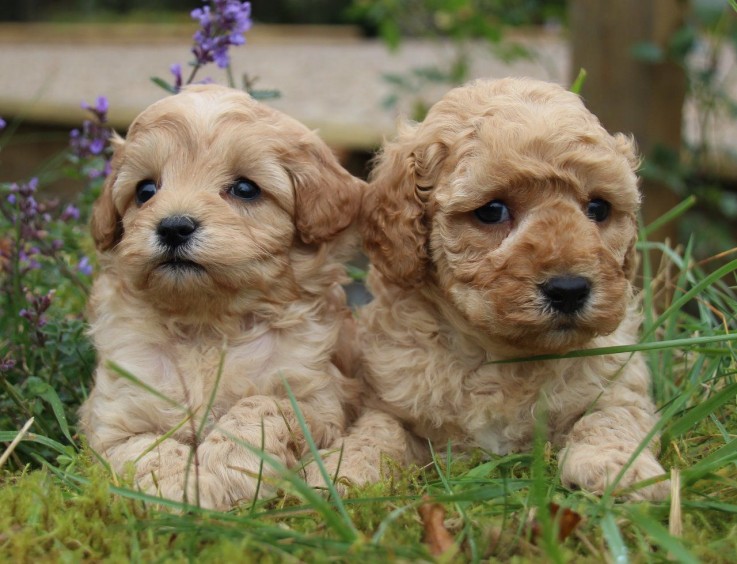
left=529, top=502, right=583, bottom=543
left=419, top=500, right=456, bottom=557
left=0, top=237, right=11, bottom=271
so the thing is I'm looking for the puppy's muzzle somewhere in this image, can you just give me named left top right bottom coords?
left=540, top=275, right=591, bottom=315
left=157, top=215, right=200, bottom=249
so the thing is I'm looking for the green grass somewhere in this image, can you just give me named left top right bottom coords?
left=2, top=205, right=737, bottom=562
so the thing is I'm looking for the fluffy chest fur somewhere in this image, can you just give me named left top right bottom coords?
left=359, top=276, right=645, bottom=455
left=84, top=272, right=346, bottom=448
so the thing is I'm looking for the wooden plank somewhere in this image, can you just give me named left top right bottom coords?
left=569, top=0, right=688, bottom=243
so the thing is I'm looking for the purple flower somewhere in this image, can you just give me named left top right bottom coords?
left=19, top=178, right=38, bottom=196
left=81, top=96, right=109, bottom=122
left=0, top=177, right=84, bottom=276
left=77, top=256, right=93, bottom=276
left=0, top=117, right=6, bottom=130
left=60, top=204, right=80, bottom=221
left=89, top=138, right=105, bottom=155
left=190, top=1, right=252, bottom=69
left=70, top=96, right=113, bottom=179
left=18, top=289, right=55, bottom=342
left=0, top=356, right=15, bottom=372
left=170, top=63, right=183, bottom=90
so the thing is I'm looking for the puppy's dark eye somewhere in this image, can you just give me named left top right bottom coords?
left=474, top=200, right=511, bottom=224
left=586, top=198, right=611, bottom=222
left=135, top=180, right=158, bottom=205
left=229, top=178, right=261, bottom=201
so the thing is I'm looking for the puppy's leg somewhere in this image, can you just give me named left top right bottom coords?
left=303, top=408, right=429, bottom=492
left=196, top=395, right=340, bottom=508
left=558, top=394, right=669, bottom=501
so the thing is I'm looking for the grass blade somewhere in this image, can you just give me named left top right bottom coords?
left=491, top=333, right=737, bottom=364
left=0, top=430, right=73, bottom=456
left=0, top=418, right=34, bottom=469
left=570, top=67, right=587, bottom=93
left=601, top=511, right=628, bottom=564
left=623, top=506, right=697, bottom=564
left=643, top=258, right=737, bottom=342
left=664, top=382, right=737, bottom=440
left=428, top=442, right=479, bottom=562
left=214, top=425, right=359, bottom=543
left=641, top=196, right=697, bottom=238
left=681, top=438, right=737, bottom=484
left=105, top=360, right=185, bottom=410
left=282, top=378, right=358, bottom=539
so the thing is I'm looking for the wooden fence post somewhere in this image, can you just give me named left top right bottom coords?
left=569, top=0, right=689, bottom=244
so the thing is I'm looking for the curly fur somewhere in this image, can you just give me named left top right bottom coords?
left=314, top=78, right=668, bottom=500
left=79, top=84, right=364, bottom=510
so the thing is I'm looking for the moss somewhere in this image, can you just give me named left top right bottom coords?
left=2, top=439, right=737, bottom=562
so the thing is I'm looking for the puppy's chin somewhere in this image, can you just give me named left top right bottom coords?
left=120, top=251, right=288, bottom=317
left=494, top=321, right=616, bottom=356
left=147, top=259, right=211, bottom=293
left=131, top=259, right=225, bottom=314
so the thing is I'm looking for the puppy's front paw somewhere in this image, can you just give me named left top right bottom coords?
left=301, top=449, right=353, bottom=495
left=138, top=468, right=228, bottom=510
left=559, top=443, right=669, bottom=501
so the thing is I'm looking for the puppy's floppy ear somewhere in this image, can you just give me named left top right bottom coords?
left=623, top=234, right=639, bottom=282
left=613, top=132, right=641, bottom=172
left=614, top=133, right=642, bottom=282
left=90, top=133, right=125, bottom=252
left=362, top=130, right=447, bottom=289
left=285, top=135, right=364, bottom=244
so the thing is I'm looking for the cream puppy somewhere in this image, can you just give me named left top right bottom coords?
left=320, top=77, right=668, bottom=501
left=79, top=84, right=364, bottom=510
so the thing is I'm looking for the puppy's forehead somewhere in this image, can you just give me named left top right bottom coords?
left=434, top=97, right=639, bottom=212
left=128, top=87, right=299, bottom=145
left=114, top=87, right=306, bottom=212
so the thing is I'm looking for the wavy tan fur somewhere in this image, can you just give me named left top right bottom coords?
left=79, top=84, right=364, bottom=510
left=315, top=78, right=668, bottom=500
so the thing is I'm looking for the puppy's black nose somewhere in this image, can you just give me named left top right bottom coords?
left=157, top=215, right=199, bottom=248
left=541, top=276, right=591, bottom=315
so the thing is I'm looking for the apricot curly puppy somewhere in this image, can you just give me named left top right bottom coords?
left=316, top=77, right=669, bottom=500
left=79, top=85, right=363, bottom=510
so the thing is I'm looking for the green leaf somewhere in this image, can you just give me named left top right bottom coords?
left=25, top=377, right=74, bottom=445
left=631, top=41, right=665, bottom=63
left=381, top=72, right=411, bottom=87
left=668, top=25, right=696, bottom=61
left=150, top=76, right=178, bottom=94
left=461, top=454, right=531, bottom=480
left=248, top=89, right=281, bottom=101
left=379, top=20, right=402, bottom=51
left=570, top=68, right=587, bottom=94
left=412, top=66, right=452, bottom=83
left=345, top=264, right=367, bottom=282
